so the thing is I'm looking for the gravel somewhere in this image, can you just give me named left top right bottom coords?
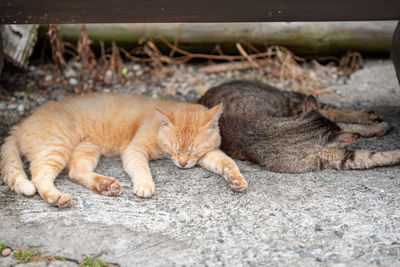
left=0, top=59, right=399, bottom=266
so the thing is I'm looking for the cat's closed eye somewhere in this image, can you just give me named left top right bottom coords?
left=170, top=147, right=179, bottom=153
left=188, top=149, right=199, bottom=155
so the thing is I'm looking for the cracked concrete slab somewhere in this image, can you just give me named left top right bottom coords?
left=1, top=59, right=400, bottom=266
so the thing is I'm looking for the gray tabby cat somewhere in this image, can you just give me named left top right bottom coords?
left=199, top=80, right=399, bottom=173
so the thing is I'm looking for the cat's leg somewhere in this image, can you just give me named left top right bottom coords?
left=325, top=149, right=400, bottom=170
left=122, top=144, right=155, bottom=197
left=337, top=122, right=390, bottom=137
left=67, top=142, right=121, bottom=196
left=265, top=149, right=400, bottom=172
left=199, top=149, right=248, bottom=191
left=320, top=108, right=383, bottom=124
left=30, top=148, right=72, bottom=208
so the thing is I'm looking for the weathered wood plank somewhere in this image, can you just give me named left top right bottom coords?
left=1, top=0, right=400, bottom=24
left=1, top=25, right=39, bottom=68
left=392, top=21, right=400, bottom=84
left=55, top=22, right=396, bottom=55
left=0, top=31, right=3, bottom=74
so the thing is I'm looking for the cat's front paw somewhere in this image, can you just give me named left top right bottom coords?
left=133, top=182, right=155, bottom=197
left=42, top=192, right=72, bottom=208
left=226, top=173, right=248, bottom=192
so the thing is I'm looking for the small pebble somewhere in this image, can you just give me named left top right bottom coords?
left=44, top=75, right=53, bottom=82
left=105, top=70, right=113, bottom=80
left=14, top=91, right=25, bottom=97
left=7, top=104, right=18, bottom=109
left=373, top=258, right=381, bottom=265
left=203, top=172, right=212, bottom=178
left=64, top=68, right=77, bottom=78
left=314, top=224, right=322, bottom=231
left=132, top=64, right=141, bottom=71
left=335, top=230, right=344, bottom=238
left=69, top=78, right=78, bottom=86
left=17, top=104, right=24, bottom=113
left=1, top=247, right=12, bottom=257
left=344, top=207, right=353, bottom=212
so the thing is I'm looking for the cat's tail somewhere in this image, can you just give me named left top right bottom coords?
left=0, top=133, right=36, bottom=196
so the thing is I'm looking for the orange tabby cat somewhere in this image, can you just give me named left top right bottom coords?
left=0, top=93, right=248, bottom=208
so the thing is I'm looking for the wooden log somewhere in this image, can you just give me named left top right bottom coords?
left=392, top=21, right=400, bottom=84
left=52, top=22, right=397, bottom=55
left=0, top=31, right=3, bottom=74
left=1, top=24, right=39, bottom=68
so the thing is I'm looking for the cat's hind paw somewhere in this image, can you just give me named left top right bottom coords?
left=93, top=175, right=122, bottom=196
left=374, top=122, right=390, bottom=137
left=360, top=109, right=384, bottom=124
left=133, top=182, right=155, bottom=198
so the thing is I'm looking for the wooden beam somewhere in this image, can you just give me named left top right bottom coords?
left=392, top=21, right=400, bottom=84
left=1, top=0, right=400, bottom=24
left=0, top=31, right=3, bottom=74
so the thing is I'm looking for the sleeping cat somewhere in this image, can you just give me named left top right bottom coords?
left=1, top=93, right=247, bottom=208
left=199, top=80, right=399, bottom=173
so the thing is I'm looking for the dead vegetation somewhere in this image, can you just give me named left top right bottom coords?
left=46, top=24, right=363, bottom=93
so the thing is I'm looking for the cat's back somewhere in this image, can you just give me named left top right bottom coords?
left=199, top=80, right=306, bottom=117
left=25, top=92, right=152, bottom=121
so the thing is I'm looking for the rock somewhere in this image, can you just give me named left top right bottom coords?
left=16, top=262, right=47, bottom=267
left=64, top=68, right=77, bottom=78
left=314, top=224, right=322, bottom=231
left=44, top=75, right=53, bottom=82
left=14, top=91, right=26, bottom=98
left=335, top=230, right=344, bottom=238
left=7, top=104, right=18, bottom=109
left=132, top=64, right=141, bottom=71
left=17, top=104, right=24, bottom=113
left=69, top=78, right=79, bottom=86
left=1, top=247, right=12, bottom=257
left=203, top=172, right=212, bottom=178
left=48, top=260, right=78, bottom=267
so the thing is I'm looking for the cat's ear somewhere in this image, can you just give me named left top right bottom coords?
left=205, top=103, right=223, bottom=128
left=334, top=132, right=360, bottom=148
left=303, top=95, right=319, bottom=113
left=154, top=108, right=172, bottom=127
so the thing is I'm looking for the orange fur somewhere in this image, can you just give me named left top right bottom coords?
left=0, top=93, right=247, bottom=207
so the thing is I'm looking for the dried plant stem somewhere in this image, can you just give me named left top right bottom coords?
left=47, top=24, right=68, bottom=69
left=235, top=43, right=260, bottom=68
left=77, top=24, right=96, bottom=70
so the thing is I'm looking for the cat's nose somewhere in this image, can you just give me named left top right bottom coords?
left=179, top=160, right=187, bottom=167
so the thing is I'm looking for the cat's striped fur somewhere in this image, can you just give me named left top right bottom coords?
left=199, top=80, right=399, bottom=173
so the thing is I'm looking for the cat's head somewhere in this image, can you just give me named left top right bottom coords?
left=155, top=104, right=223, bottom=169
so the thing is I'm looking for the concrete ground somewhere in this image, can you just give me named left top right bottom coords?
left=1, top=59, right=400, bottom=266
